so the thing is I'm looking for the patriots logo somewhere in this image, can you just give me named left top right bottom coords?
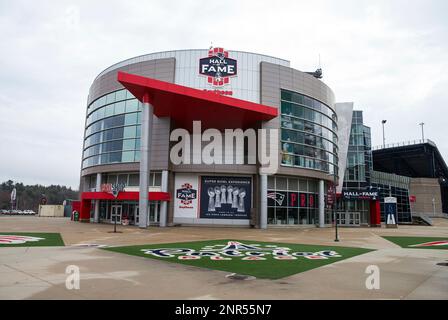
left=267, top=192, right=285, bottom=206
left=409, top=240, right=448, bottom=247
left=0, top=235, right=44, bottom=244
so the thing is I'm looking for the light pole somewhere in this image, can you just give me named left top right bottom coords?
left=328, top=172, right=339, bottom=242
left=419, top=122, right=425, bottom=141
left=333, top=171, right=339, bottom=242
left=382, top=120, right=387, bottom=148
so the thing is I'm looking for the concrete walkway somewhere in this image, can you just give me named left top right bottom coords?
left=0, top=216, right=447, bottom=299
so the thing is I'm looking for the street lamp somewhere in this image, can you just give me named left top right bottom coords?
left=381, top=120, right=387, bottom=148
left=419, top=122, right=425, bottom=141
left=328, top=172, right=339, bottom=242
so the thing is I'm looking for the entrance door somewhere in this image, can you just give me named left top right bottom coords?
left=111, top=205, right=122, bottom=224
left=337, top=212, right=360, bottom=226
left=134, top=203, right=160, bottom=225
left=134, top=205, right=139, bottom=225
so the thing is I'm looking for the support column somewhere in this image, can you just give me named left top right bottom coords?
left=319, top=179, right=325, bottom=228
left=94, top=173, right=101, bottom=223
left=139, top=95, right=153, bottom=229
left=159, top=170, right=169, bottom=227
left=260, top=174, right=268, bottom=229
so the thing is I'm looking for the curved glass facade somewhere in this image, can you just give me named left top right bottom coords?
left=82, top=89, right=141, bottom=169
left=280, top=89, right=338, bottom=175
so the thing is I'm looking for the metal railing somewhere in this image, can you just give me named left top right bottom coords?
left=372, top=139, right=436, bottom=151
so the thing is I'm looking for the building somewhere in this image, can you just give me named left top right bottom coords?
left=372, top=139, right=448, bottom=217
left=333, top=108, right=380, bottom=226
left=78, top=48, right=380, bottom=228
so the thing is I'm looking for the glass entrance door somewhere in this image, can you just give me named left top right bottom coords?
left=111, top=205, right=122, bottom=224
left=134, top=202, right=160, bottom=225
left=134, top=205, right=139, bottom=225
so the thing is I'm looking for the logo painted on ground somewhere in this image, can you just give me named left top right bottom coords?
left=409, top=240, right=448, bottom=247
left=141, top=241, right=342, bottom=261
left=0, top=235, right=45, bottom=244
left=199, top=47, right=237, bottom=87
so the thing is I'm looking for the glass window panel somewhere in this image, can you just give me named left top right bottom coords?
left=122, top=151, right=135, bottom=162
left=276, top=177, right=287, bottom=190
left=126, top=90, right=135, bottom=99
left=115, top=101, right=125, bottom=114
left=268, top=176, right=275, bottom=189
left=115, top=90, right=126, bottom=101
left=105, top=104, right=114, bottom=117
left=106, top=92, right=116, bottom=104
left=98, top=96, right=107, bottom=107
left=299, top=179, right=308, bottom=192
left=109, top=152, right=122, bottom=163
left=118, top=174, right=128, bottom=185
left=288, top=178, right=298, bottom=191
left=112, top=127, right=124, bottom=140
left=123, top=139, right=136, bottom=150
left=107, top=174, right=117, bottom=184
left=128, top=174, right=139, bottom=186
left=275, top=208, right=287, bottom=225
left=152, top=172, right=162, bottom=186
left=125, top=112, right=138, bottom=125
left=126, top=99, right=138, bottom=112
left=124, top=126, right=136, bottom=139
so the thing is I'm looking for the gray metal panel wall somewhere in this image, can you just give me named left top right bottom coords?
left=87, top=58, right=176, bottom=105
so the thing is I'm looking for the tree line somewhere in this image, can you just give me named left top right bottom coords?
left=0, top=180, right=79, bottom=212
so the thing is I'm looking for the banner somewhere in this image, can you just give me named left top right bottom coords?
left=200, top=176, right=252, bottom=219
left=267, top=191, right=317, bottom=208
left=174, top=174, right=199, bottom=218
left=385, top=197, right=398, bottom=227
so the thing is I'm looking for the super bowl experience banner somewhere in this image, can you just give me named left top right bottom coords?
left=200, top=176, right=252, bottom=219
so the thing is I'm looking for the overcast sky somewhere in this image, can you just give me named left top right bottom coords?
left=0, top=0, right=447, bottom=189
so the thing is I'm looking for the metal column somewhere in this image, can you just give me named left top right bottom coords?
left=260, top=174, right=268, bottom=229
left=319, top=179, right=325, bottom=228
left=139, top=95, right=153, bottom=229
left=159, top=170, right=169, bottom=227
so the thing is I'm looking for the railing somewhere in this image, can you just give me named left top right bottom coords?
left=372, top=139, right=436, bottom=151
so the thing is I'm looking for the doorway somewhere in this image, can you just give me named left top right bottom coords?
left=111, top=205, right=122, bottom=224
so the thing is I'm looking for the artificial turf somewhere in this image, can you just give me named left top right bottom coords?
left=0, top=232, right=65, bottom=247
left=103, top=239, right=373, bottom=279
left=382, top=236, right=448, bottom=250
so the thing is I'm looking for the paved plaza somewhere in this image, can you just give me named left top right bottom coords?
left=0, top=216, right=447, bottom=299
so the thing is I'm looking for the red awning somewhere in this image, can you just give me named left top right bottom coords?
left=117, top=72, right=278, bottom=130
left=81, top=191, right=171, bottom=202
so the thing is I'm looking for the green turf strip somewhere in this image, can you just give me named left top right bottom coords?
left=0, top=232, right=65, bottom=247
left=382, top=236, right=448, bottom=250
left=103, top=239, right=372, bottom=279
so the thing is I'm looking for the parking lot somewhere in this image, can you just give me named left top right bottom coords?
left=0, top=216, right=447, bottom=299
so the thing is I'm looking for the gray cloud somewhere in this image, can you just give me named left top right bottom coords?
left=0, top=0, right=447, bottom=188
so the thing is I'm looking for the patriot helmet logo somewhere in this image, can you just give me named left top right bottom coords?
left=409, top=240, right=448, bottom=247
left=267, top=192, right=286, bottom=206
left=0, top=235, right=45, bottom=244
left=199, top=47, right=237, bottom=87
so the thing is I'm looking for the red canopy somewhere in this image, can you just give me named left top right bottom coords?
left=117, top=72, right=278, bottom=131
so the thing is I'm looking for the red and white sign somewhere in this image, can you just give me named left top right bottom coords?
left=174, top=173, right=199, bottom=218
left=199, top=47, right=237, bottom=89
left=0, top=235, right=44, bottom=244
